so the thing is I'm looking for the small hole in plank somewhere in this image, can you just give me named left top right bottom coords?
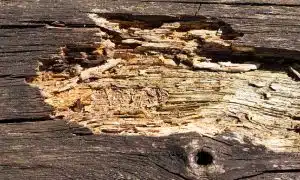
left=196, top=150, right=213, bottom=166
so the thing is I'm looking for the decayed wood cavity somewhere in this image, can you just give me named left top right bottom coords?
left=28, top=13, right=300, bottom=152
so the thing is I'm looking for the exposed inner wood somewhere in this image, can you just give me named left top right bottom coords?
left=1, top=1, right=300, bottom=179
left=140, top=0, right=300, bottom=54
left=28, top=13, right=300, bottom=152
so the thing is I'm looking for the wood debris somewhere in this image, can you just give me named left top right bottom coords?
left=289, top=64, right=300, bottom=80
left=80, top=58, right=122, bottom=81
left=53, top=77, right=79, bottom=93
left=193, top=61, right=260, bottom=72
left=248, top=81, right=266, bottom=88
left=29, top=14, right=300, bottom=152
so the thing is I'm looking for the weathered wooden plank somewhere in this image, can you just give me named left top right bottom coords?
left=0, top=1, right=299, bottom=148
left=19, top=12, right=297, bottom=151
left=0, top=0, right=196, bottom=24
left=1, top=120, right=300, bottom=180
left=2, top=0, right=300, bottom=54
left=0, top=77, right=52, bottom=121
left=140, top=0, right=300, bottom=54
left=0, top=0, right=193, bottom=122
left=0, top=27, right=100, bottom=77
left=142, top=0, right=300, bottom=6
left=0, top=27, right=101, bottom=121
left=0, top=0, right=93, bottom=24
left=0, top=1, right=299, bottom=179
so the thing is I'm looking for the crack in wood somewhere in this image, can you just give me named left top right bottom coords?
left=143, top=0, right=300, bottom=7
left=235, top=169, right=300, bottom=180
left=1, top=119, right=300, bottom=179
left=0, top=24, right=45, bottom=29
left=1, top=1, right=300, bottom=179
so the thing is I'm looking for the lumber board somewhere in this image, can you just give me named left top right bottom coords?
left=0, top=77, right=52, bottom=121
left=1, top=120, right=300, bottom=180
left=0, top=27, right=100, bottom=121
left=0, top=0, right=298, bottom=147
left=0, top=28, right=100, bottom=77
left=0, top=1, right=300, bottom=179
left=143, top=0, right=300, bottom=53
left=142, top=0, right=300, bottom=6
left=2, top=0, right=300, bottom=54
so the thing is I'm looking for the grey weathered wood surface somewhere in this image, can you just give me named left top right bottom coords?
left=1, top=0, right=300, bottom=120
left=145, top=0, right=300, bottom=54
left=0, top=0, right=300, bottom=179
left=1, top=120, right=300, bottom=180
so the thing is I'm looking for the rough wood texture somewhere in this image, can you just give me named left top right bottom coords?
left=1, top=0, right=300, bottom=179
left=0, top=27, right=101, bottom=121
left=145, top=0, right=300, bottom=55
left=2, top=0, right=300, bottom=55
left=26, top=13, right=300, bottom=153
left=1, top=120, right=300, bottom=180
left=0, top=77, right=52, bottom=121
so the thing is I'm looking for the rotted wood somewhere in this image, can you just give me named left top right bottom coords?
left=1, top=120, right=300, bottom=180
left=1, top=0, right=300, bottom=179
left=23, top=11, right=299, bottom=153
left=144, top=0, right=300, bottom=55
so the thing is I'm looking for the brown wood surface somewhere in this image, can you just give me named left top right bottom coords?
left=1, top=0, right=299, bottom=120
left=144, top=0, right=300, bottom=54
left=1, top=120, right=300, bottom=180
left=1, top=0, right=300, bottom=179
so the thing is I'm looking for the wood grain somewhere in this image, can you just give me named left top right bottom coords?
left=0, top=1, right=300, bottom=179
left=1, top=120, right=300, bottom=180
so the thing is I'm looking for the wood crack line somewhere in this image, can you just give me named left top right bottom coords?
left=142, top=1, right=300, bottom=7
left=150, top=160, right=189, bottom=180
left=235, top=169, right=300, bottom=180
left=0, top=23, right=98, bottom=29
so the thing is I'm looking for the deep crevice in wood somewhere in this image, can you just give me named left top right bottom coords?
left=235, top=169, right=300, bottom=180
left=0, top=117, right=52, bottom=124
left=0, top=24, right=45, bottom=29
left=94, top=13, right=243, bottom=39
left=21, top=20, right=100, bottom=28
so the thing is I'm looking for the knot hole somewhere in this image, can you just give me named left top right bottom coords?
left=196, top=150, right=213, bottom=166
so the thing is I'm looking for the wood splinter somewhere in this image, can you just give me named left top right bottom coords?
left=289, top=65, right=300, bottom=80
left=193, top=61, right=261, bottom=72
left=53, top=77, right=79, bottom=93
left=80, top=58, right=122, bottom=81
